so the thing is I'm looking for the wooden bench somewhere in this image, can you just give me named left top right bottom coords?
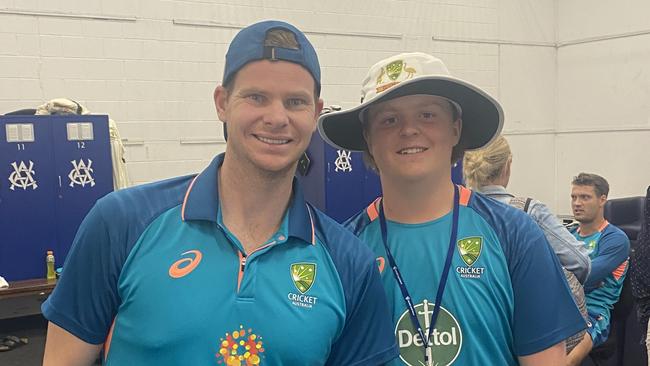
left=0, top=279, right=56, bottom=320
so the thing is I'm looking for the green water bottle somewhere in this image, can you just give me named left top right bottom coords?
left=46, top=250, right=56, bottom=280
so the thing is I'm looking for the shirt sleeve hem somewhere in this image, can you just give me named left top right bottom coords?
left=42, top=301, right=106, bottom=345
left=516, top=321, right=587, bottom=356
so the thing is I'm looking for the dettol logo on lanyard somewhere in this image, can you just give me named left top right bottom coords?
left=396, top=299, right=462, bottom=366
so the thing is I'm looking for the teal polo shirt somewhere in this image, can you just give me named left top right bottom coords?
left=345, top=187, right=586, bottom=365
left=43, top=153, right=398, bottom=365
left=571, top=221, right=629, bottom=346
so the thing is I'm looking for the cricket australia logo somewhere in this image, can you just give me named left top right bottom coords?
left=287, top=263, right=318, bottom=309
left=396, top=300, right=463, bottom=366
left=586, top=239, right=597, bottom=254
left=334, top=150, right=352, bottom=172
left=376, top=60, right=405, bottom=93
left=8, top=161, right=38, bottom=190
left=68, top=159, right=95, bottom=187
left=386, top=60, right=404, bottom=81
left=456, top=236, right=486, bottom=279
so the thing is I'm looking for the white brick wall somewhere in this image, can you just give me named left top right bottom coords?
left=1, top=0, right=647, bottom=209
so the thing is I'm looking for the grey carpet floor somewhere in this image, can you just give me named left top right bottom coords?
left=0, top=315, right=47, bottom=366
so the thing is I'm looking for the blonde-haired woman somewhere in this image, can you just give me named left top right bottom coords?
left=464, top=136, right=591, bottom=353
left=463, top=135, right=591, bottom=284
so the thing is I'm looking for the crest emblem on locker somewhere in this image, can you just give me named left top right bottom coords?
left=334, top=150, right=352, bottom=172
left=8, top=160, right=38, bottom=190
left=68, top=159, right=95, bottom=187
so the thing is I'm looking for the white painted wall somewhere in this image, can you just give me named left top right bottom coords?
left=0, top=0, right=647, bottom=214
left=556, top=0, right=650, bottom=214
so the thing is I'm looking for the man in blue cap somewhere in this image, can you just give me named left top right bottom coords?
left=42, top=20, right=398, bottom=365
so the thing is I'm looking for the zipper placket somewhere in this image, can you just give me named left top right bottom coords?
left=237, top=251, right=247, bottom=293
left=236, top=241, right=277, bottom=293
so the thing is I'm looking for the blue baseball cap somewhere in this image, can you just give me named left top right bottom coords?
left=223, top=20, right=321, bottom=95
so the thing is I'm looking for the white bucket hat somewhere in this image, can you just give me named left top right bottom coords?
left=318, top=52, right=504, bottom=151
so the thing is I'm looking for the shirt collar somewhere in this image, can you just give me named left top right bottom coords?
left=181, top=153, right=315, bottom=245
left=577, top=220, right=609, bottom=235
left=477, top=184, right=513, bottom=197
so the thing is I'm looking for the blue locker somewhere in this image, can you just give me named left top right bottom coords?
left=0, top=117, right=58, bottom=281
left=51, top=115, right=113, bottom=263
left=0, top=115, right=113, bottom=280
left=298, top=132, right=381, bottom=223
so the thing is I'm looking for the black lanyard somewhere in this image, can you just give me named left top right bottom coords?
left=379, top=185, right=460, bottom=364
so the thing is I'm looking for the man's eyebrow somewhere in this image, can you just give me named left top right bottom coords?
left=370, top=100, right=445, bottom=117
left=368, top=105, right=397, bottom=118
left=237, top=87, right=265, bottom=96
left=236, top=88, right=312, bottom=100
left=286, top=90, right=312, bottom=100
left=417, top=99, right=453, bottom=110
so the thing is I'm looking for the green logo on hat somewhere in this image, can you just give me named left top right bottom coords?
left=291, top=263, right=316, bottom=294
left=386, top=60, right=404, bottom=81
left=457, top=236, right=482, bottom=266
left=395, top=300, right=463, bottom=366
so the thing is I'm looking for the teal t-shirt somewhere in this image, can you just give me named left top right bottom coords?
left=571, top=222, right=630, bottom=337
left=345, top=187, right=586, bottom=365
left=42, top=153, right=398, bottom=365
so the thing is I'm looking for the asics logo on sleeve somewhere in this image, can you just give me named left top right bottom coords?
left=169, top=250, right=203, bottom=278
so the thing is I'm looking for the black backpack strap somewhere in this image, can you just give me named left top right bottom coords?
left=523, top=197, right=532, bottom=213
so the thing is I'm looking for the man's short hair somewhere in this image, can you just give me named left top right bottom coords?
left=360, top=101, right=464, bottom=172
left=572, top=173, right=610, bottom=197
left=223, top=28, right=320, bottom=99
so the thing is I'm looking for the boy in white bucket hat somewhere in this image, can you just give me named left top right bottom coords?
left=319, top=52, right=586, bottom=365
